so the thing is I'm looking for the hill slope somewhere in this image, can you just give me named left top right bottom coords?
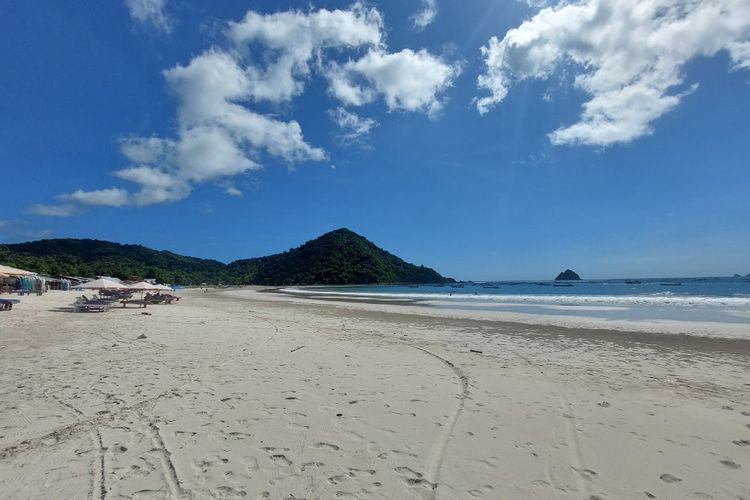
left=228, top=228, right=450, bottom=285
left=0, top=229, right=452, bottom=285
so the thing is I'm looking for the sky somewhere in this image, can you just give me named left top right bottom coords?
left=1, top=0, right=749, bottom=280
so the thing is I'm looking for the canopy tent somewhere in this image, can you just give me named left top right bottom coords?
left=78, top=278, right=127, bottom=290
left=0, top=264, right=34, bottom=276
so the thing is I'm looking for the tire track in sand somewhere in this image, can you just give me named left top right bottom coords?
left=45, top=393, right=106, bottom=500
left=410, top=345, right=469, bottom=499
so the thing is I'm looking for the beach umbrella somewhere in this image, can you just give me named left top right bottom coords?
left=127, top=281, right=161, bottom=291
left=0, top=264, right=34, bottom=276
left=78, top=278, right=128, bottom=290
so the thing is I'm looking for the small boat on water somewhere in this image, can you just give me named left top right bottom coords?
left=553, top=283, right=573, bottom=287
left=625, top=280, right=641, bottom=284
left=450, top=284, right=465, bottom=288
left=660, top=282, right=682, bottom=286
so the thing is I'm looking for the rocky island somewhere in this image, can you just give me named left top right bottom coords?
left=555, top=269, right=581, bottom=280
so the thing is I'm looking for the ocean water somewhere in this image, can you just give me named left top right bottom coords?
left=282, top=277, right=750, bottom=325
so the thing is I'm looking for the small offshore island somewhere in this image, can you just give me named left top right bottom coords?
left=555, top=269, right=581, bottom=280
left=1, top=232, right=749, bottom=499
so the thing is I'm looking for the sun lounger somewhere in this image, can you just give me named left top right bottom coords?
left=120, top=299, right=147, bottom=308
left=0, top=299, right=20, bottom=311
left=73, top=296, right=113, bottom=313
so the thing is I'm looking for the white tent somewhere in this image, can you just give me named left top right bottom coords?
left=78, top=278, right=127, bottom=290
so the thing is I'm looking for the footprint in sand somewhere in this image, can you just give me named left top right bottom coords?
left=211, top=486, right=247, bottom=498
left=301, top=462, right=325, bottom=471
left=394, top=466, right=436, bottom=489
left=659, top=473, right=682, bottom=483
left=243, top=456, right=259, bottom=472
left=269, top=454, right=292, bottom=466
left=719, top=459, right=741, bottom=470
left=313, top=442, right=340, bottom=451
left=378, top=450, right=418, bottom=460
left=261, top=446, right=290, bottom=453
left=468, top=485, right=495, bottom=497
left=347, top=467, right=376, bottom=476
left=193, top=455, right=229, bottom=473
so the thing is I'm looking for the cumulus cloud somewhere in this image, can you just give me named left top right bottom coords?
left=328, top=48, right=461, bottom=116
left=227, top=3, right=384, bottom=103
left=411, top=0, right=438, bottom=30
left=329, top=107, right=379, bottom=144
left=124, top=0, right=172, bottom=33
left=476, top=0, right=750, bottom=146
left=34, top=3, right=459, bottom=214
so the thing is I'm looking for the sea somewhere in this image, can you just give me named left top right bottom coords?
left=281, top=277, right=750, bottom=326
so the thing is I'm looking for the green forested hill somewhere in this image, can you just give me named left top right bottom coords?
left=0, top=229, right=452, bottom=285
left=0, top=239, right=228, bottom=285
left=228, top=228, right=450, bottom=285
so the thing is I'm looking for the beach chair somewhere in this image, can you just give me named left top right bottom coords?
left=0, top=299, right=20, bottom=311
left=73, top=296, right=112, bottom=313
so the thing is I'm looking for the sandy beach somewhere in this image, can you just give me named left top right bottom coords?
left=1, top=289, right=748, bottom=500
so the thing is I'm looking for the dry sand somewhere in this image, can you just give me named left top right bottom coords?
left=0, top=289, right=748, bottom=499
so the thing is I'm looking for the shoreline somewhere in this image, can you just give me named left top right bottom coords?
left=259, top=287, right=750, bottom=341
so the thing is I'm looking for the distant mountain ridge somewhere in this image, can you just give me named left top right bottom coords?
left=0, top=228, right=452, bottom=285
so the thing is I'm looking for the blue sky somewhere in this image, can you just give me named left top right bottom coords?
left=1, top=0, right=749, bottom=280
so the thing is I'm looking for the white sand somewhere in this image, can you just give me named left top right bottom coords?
left=1, top=289, right=749, bottom=499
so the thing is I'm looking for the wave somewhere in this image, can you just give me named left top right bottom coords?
left=280, top=288, right=750, bottom=308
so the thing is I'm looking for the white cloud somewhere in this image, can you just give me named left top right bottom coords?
left=34, top=3, right=459, bottom=214
left=411, top=0, right=438, bottom=30
left=124, top=0, right=172, bottom=33
left=114, top=166, right=191, bottom=206
left=329, top=107, right=379, bottom=144
left=61, top=188, right=131, bottom=207
left=476, top=0, right=750, bottom=146
left=227, top=3, right=384, bottom=103
left=329, top=48, right=461, bottom=116
left=27, top=204, right=79, bottom=217
left=224, top=184, right=242, bottom=197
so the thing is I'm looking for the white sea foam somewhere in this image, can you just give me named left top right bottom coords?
left=280, top=288, right=750, bottom=308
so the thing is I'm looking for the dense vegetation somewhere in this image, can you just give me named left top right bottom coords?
left=0, top=229, right=452, bottom=285
left=228, top=228, right=450, bottom=285
left=0, top=239, right=229, bottom=285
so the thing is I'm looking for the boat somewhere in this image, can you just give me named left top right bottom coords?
left=553, top=283, right=573, bottom=287
left=482, top=285, right=499, bottom=289
left=624, top=280, right=641, bottom=284
left=660, top=282, right=682, bottom=286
